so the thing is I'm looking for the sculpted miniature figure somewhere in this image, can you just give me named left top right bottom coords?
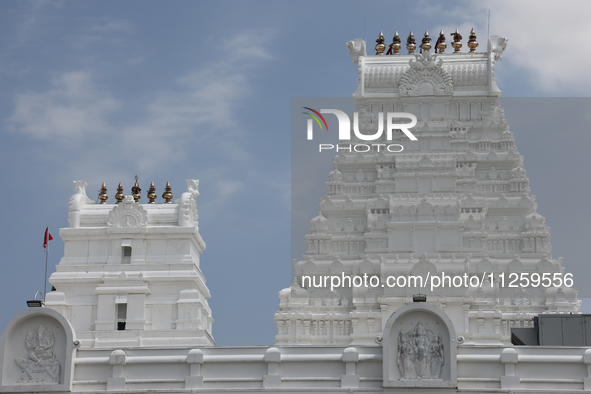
left=346, top=38, right=366, bottom=65
left=397, top=322, right=443, bottom=379
left=15, top=325, right=61, bottom=384
left=68, top=180, right=94, bottom=228
left=429, top=334, right=444, bottom=378
left=397, top=333, right=417, bottom=379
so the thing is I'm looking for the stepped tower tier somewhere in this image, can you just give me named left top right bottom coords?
left=277, top=33, right=579, bottom=346
left=45, top=179, right=214, bottom=348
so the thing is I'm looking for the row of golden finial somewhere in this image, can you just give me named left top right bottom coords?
left=375, top=28, right=479, bottom=55
left=98, top=178, right=173, bottom=204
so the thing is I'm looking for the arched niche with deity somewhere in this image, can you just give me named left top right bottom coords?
left=0, top=308, right=76, bottom=392
left=382, top=303, right=457, bottom=388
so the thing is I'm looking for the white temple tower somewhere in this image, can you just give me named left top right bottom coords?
left=44, top=179, right=214, bottom=348
left=276, top=31, right=579, bottom=346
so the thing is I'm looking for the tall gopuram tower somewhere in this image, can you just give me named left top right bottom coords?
left=44, top=179, right=214, bottom=348
left=276, top=30, right=580, bottom=346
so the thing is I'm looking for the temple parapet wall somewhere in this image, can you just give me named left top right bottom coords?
left=349, top=30, right=507, bottom=98
left=3, top=343, right=591, bottom=392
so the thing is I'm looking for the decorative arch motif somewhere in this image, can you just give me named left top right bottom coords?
left=399, top=53, right=453, bottom=97
left=410, top=253, right=438, bottom=277
left=107, top=196, right=148, bottom=229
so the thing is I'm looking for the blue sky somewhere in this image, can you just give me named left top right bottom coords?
left=1, top=0, right=591, bottom=346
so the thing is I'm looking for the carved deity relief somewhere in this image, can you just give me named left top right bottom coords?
left=512, top=288, right=530, bottom=306
left=397, top=322, right=444, bottom=380
left=15, top=325, right=61, bottom=384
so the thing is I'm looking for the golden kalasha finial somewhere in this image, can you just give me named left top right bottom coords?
left=131, top=176, right=141, bottom=202
left=375, top=31, right=386, bottom=55
left=115, top=182, right=124, bottom=203
left=162, top=181, right=173, bottom=203
left=148, top=181, right=157, bottom=203
left=387, top=31, right=401, bottom=55
left=435, top=30, right=446, bottom=53
left=468, top=27, right=478, bottom=52
left=420, top=30, right=431, bottom=52
left=98, top=182, right=108, bottom=204
left=451, top=29, right=463, bottom=53
left=406, top=31, right=416, bottom=54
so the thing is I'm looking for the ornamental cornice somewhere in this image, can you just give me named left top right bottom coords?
left=362, top=58, right=488, bottom=91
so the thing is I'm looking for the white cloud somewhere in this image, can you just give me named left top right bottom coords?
left=230, top=30, right=276, bottom=61
left=88, top=19, right=132, bottom=33
left=6, top=28, right=277, bottom=202
left=12, top=0, right=65, bottom=48
left=486, top=0, right=591, bottom=94
left=74, top=18, right=134, bottom=50
left=155, top=71, right=250, bottom=132
left=434, top=0, right=591, bottom=95
left=8, top=71, right=120, bottom=140
left=217, top=180, right=242, bottom=198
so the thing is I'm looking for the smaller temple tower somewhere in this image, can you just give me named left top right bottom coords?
left=45, top=179, right=214, bottom=348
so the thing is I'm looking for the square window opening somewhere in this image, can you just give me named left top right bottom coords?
left=121, top=246, right=132, bottom=264
left=116, top=303, right=127, bottom=331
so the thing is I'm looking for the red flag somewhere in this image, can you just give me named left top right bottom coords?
left=43, top=227, right=54, bottom=252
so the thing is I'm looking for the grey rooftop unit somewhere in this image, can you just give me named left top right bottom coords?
left=513, top=314, right=591, bottom=346
left=537, top=314, right=591, bottom=346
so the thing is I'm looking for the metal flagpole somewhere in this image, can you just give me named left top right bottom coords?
left=44, top=244, right=48, bottom=301
left=41, top=226, right=53, bottom=304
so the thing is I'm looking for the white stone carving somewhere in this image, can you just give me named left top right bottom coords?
left=15, top=325, right=60, bottom=384
left=456, top=163, right=476, bottom=177
left=363, top=62, right=490, bottom=90
left=68, top=180, right=94, bottom=228
left=328, top=165, right=343, bottom=182
left=487, top=35, right=509, bottom=94
left=399, top=53, right=453, bottom=96
left=409, top=52, right=442, bottom=69
left=364, top=65, right=407, bottom=89
left=443, top=64, right=488, bottom=86
left=488, top=35, right=509, bottom=62
left=346, top=38, right=366, bottom=65
left=106, top=195, right=148, bottom=228
left=397, top=322, right=443, bottom=380
left=178, top=179, right=200, bottom=227
left=512, top=288, right=530, bottom=306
